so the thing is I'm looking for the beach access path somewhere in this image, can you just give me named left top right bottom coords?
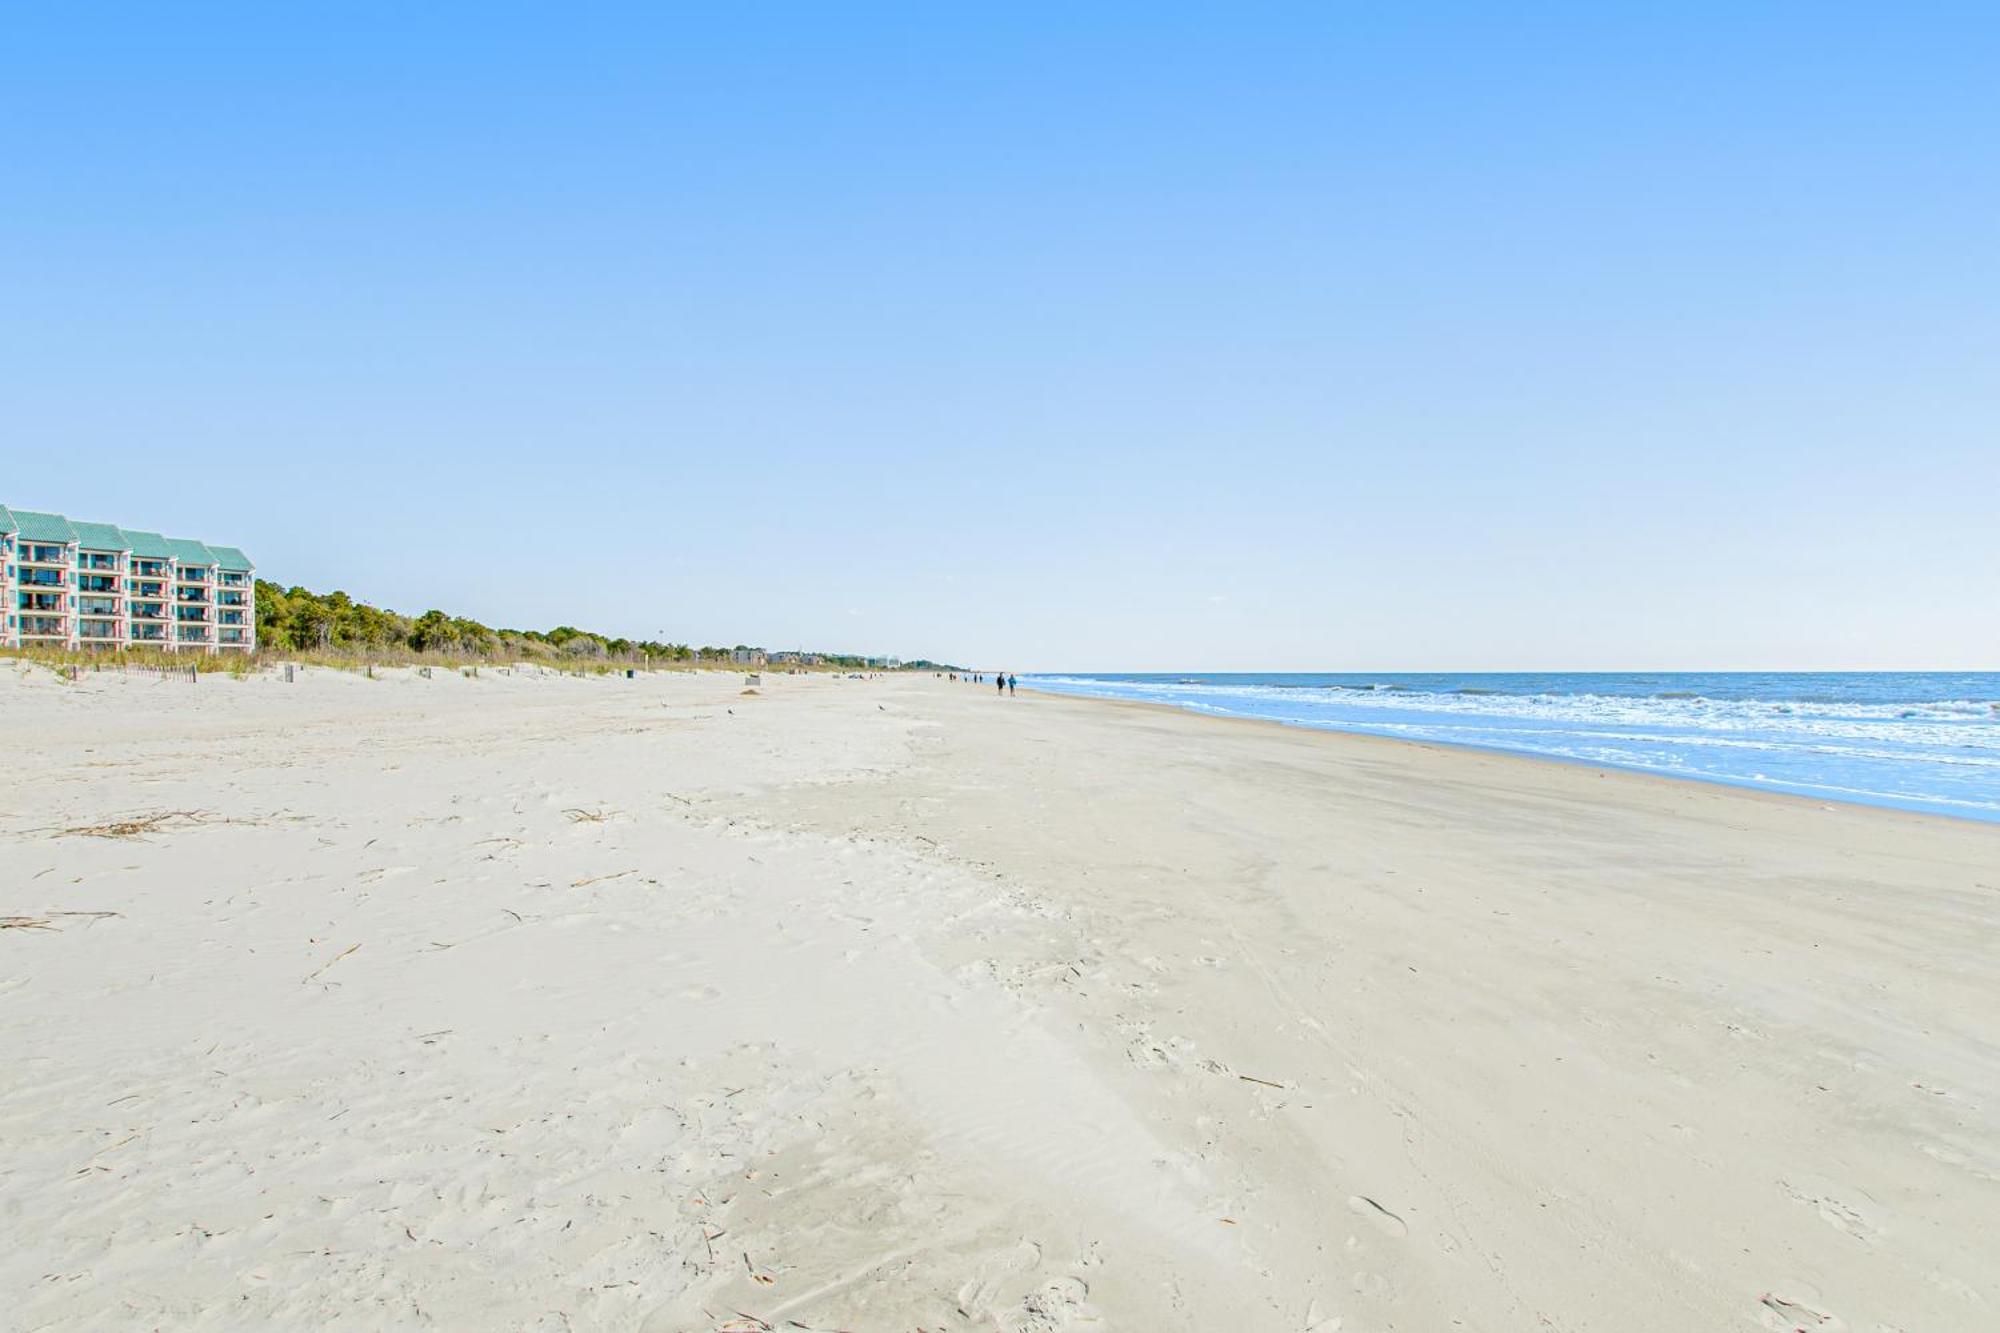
left=3, top=663, right=1995, bottom=1331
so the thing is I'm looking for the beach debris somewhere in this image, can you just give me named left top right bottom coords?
left=3, top=910, right=121, bottom=932
left=1346, top=1194, right=1409, bottom=1238
left=54, top=810, right=214, bottom=840
left=1237, top=1072, right=1287, bottom=1090
left=301, top=942, right=362, bottom=985
left=570, top=869, right=636, bottom=888
left=564, top=808, right=614, bottom=824
left=1758, top=1290, right=1842, bottom=1330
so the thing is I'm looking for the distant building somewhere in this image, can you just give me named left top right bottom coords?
left=1, top=504, right=255, bottom=653
left=729, top=647, right=767, bottom=666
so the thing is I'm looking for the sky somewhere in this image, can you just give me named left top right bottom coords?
left=4, top=3, right=1996, bottom=670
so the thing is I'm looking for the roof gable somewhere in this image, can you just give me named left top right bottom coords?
left=70, top=520, right=132, bottom=552
left=122, top=529, right=176, bottom=559
left=205, top=544, right=255, bottom=572
left=11, top=509, right=78, bottom=543
left=165, top=537, right=217, bottom=567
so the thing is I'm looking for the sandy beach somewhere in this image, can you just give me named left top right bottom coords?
left=3, top=663, right=1996, bottom=1332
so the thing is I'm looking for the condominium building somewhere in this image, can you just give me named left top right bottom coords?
left=1, top=505, right=255, bottom=653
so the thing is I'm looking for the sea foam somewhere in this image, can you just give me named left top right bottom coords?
left=1022, top=672, right=2000, bottom=821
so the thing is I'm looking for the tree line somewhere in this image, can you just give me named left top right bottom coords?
left=252, top=580, right=898, bottom=667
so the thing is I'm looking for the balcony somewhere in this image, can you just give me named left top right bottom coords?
left=218, top=591, right=247, bottom=607
left=78, top=575, right=121, bottom=594
left=175, top=608, right=211, bottom=624
left=134, top=561, right=167, bottom=578
left=130, top=582, right=166, bottom=598
left=218, top=629, right=249, bottom=645
left=79, top=597, right=121, bottom=617
left=176, top=570, right=211, bottom=584
left=79, top=555, right=121, bottom=572
left=219, top=572, right=249, bottom=588
left=176, top=590, right=210, bottom=605
left=18, top=572, right=66, bottom=589
left=17, top=593, right=64, bottom=613
left=19, top=548, right=68, bottom=567
left=79, top=623, right=120, bottom=642
left=130, top=624, right=167, bottom=642
left=175, top=626, right=210, bottom=643
left=19, top=616, right=67, bottom=637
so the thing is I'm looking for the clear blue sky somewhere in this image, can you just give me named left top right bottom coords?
left=5, top=4, right=1995, bottom=669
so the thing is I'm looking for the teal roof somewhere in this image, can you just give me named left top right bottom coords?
left=0, top=507, right=252, bottom=572
left=11, top=509, right=77, bottom=543
left=122, top=529, right=176, bottom=559
left=165, top=537, right=217, bottom=567
left=70, top=520, right=132, bottom=553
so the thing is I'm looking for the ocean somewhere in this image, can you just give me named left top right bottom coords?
left=1019, top=672, right=2000, bottom=822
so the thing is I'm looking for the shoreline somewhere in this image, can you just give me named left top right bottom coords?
left=1020, top=677, right=2000, bottom=827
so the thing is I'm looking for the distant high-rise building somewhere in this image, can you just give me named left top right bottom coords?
left=1, top=505, right=255, bottom=653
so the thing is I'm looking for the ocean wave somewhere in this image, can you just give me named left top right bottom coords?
left=1022, top=673, right=2000, bottom=822
left=1028, top=677, right=2000, bottom=727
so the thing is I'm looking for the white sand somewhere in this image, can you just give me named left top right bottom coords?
left=3, top=663, right=1996, bottom=1331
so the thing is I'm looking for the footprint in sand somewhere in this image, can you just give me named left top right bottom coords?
left=1346, top=1195, right=1408, bottom=1238
left=1758, top=1290, right=1846, bottom=1331
left=1779, top=1178, right=1881, bottom=1242
left=1005, top=1276, right=1094, bottom=1332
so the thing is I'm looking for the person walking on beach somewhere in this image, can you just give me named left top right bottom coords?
left=997, top=672, right=1006, bottom=696
left=1008, top=673, right=1016, bottom=696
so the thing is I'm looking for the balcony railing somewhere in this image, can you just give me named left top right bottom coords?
left=19, top=617, right=67, bottom=636
left=78, top=576, right=120, bottom=594
left=134, top=562, right=167, bottom=577
left=80, top=556, right=121, bottom=572
left=79, top=599, right=121, bottom=616
left=175, top=627, right=210, bottom=642
left=19, top=573, right=65, bottom=589
left=131, top=625, right=166, bottom=641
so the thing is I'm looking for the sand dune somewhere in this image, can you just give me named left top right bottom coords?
left=3, top=663, right=1996, bottom=1330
